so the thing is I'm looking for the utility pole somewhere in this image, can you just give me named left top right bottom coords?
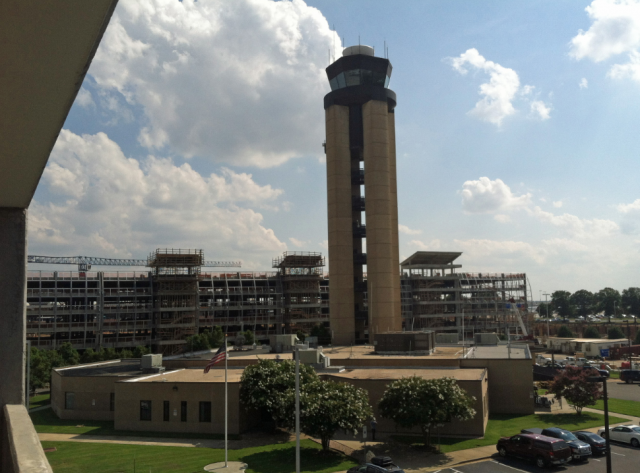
left=544, top=293, right=552, bottom=363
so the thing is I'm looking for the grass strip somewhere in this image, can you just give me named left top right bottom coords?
left=29, top=393, right=51, bottom=410
left=31, top=408, right=240, bottom=440
left=392, top=412, right=627, bottom=453
left=592, top=398, right=640, bottom=418
left=41, top=439, right=357, bottom=473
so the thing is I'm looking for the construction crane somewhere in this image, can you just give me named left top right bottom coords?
left=27, top=255, right=241, bottom=271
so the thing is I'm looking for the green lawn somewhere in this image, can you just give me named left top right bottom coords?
left=41, top=439, right=357, bottom=473
left=609, top=371, right=620, bottom=379
left=392, top=412, right=627, bottom=454
left=593, top=398, right=640, bottom=418
left=31, top=408, right=240, bottom=440
left=29, top=393, right=51, bottom=410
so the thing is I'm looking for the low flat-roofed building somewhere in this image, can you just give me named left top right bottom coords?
left=548, top=337, right=629, bottom=356
left=51, top=359, right=148, bottom=421
left=114, top=368, right=254, bottom=435
left=322, top=368, right=488, bottom=437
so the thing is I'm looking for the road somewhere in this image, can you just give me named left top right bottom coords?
left=433, top=443, right=639, bottom=473
left=603, top=379, right=640, bottom=403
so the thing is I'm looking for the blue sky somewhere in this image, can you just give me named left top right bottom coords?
left=29, top=0, right=640, bottom=294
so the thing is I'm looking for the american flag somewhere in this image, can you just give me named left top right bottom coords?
left=203, top=345, right=227, bottom=373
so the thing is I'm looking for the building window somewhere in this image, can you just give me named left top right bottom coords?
left=140, top=400, right=152, bottom=421
left=110, top=393, right=115, bottom=412
left=65, top=392, right=75, bottom=410
left=181, top=401, right=187, bottom=422
left=199, top=402, right=212, bottom=422
left=163, top=401, right=170, bottom=422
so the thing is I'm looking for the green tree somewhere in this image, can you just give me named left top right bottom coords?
left=570, top=290, right=595, bottom=317
left=29, top=348, right=50, bottom=393
left=583, top=326, right=601, bottom=339
left=622, top=288, right=640, bottom=317
left=100, top=347, right=118, bottom=360
left=551, top=291, right=574, bottom=317
left=57, top=342, right=80, bottom=366
left=634, top=330, right=640, bottom=345
left=202, top=327, right=223, bottom=348
left=310, top=324, right=331, bottom=345
left=549, top=366, right=602, bottom=415
left=608, top=326, right=626, bottom=340
left=119, top=349, right=134, bottom=358
left=536, top=302, right=551, bottom=318
left=296, top=331, right=307, bottom=342
left=557, top=325, right=574, bottom=338
left=185, top=333, right=210, bottom=352
left=289, top=380, right=372, bottom=451
left=378, top=376, right=476, bottom=448
left=243, top=330, right=255, bottom=346
left=595, top=287, right=621, bottom=318
left=80, top=348, right=98, bottom=364
left=239, top=359, right=319, bottom=428
left=133, top=345, right=150, bottom=358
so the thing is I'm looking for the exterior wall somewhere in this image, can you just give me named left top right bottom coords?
left=321, top=373, right=487, bottom=438
left=326, top=104, right=356, bottom=345
left=114, top=380, right=254, bottom=435
left=50, top=370, right=133, bottom=421
left=363, top=100, right=401, bottom=341
left=460, top=358, right=534, bottom=414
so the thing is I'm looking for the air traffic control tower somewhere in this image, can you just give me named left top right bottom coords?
left=324, top=45, right=401, bottom=345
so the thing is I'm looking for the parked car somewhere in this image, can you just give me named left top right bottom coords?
left=582, top=365, right=610, bottom=378
left=620, top=370, right=640, bottom=384
left=573, top=431, right=607, bottom=455
left=347, top=457, right=404, bottom=473
left=497, top=433, right=571, bottom=468
left=521, top=427, right=592, bottom=461
left=597, top=425, right=640, bottom=448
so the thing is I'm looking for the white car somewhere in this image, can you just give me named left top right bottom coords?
left=597, top=425, right=640, bottom=448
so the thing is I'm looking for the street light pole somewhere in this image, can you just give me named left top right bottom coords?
left=543, top=292, right=551, bottom=339
left=602, top=378, right=612, bottom=473
left=295, top=345, right=300, bottom=473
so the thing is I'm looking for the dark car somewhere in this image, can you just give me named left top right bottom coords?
left=573, top=431, right=607, bottom=455
left=522, top=427, right=591, bottom=461
left=582, top=365, right=610, bottom=378
left=620, top=369, right=640, bottom=384
left=497, top=433, right=571, bottom=468
left=347, top=457, right=404, bottom=473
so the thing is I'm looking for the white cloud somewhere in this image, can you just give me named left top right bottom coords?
left=454, top=239, right=546, bottom=265
left=530, top=100, right=551, bottom=120
left=553, top=200, right=563, bottom=208
left=398, top=224, right=422, bottom=235
left=448, top=48, right=551, bottom=125
left=75, top=88, right=95, bottom=108
left=289, top=237, right=309, bottom=248
left=409, top=239, right=442, bottom=251
left=618, top=198, right=640, bottom=213
left=579, top=78, right=589, bottom=89
left=570, top=0, right=640, bottom=83
left=494, top=214, right=511, bottom=223
left=29, top=130, right=287, bottom=264
left=460, top=177, right=531, bottom=213
left=319, top=240, right=328, bottom=250
left=529, top=206, right=619, bottom=239
left=90, top=0, right=341, bottom=167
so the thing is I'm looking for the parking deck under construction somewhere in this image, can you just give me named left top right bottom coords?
left=26, top=249, right=530, bottom=352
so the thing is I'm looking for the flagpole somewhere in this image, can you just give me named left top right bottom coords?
left=225, top=335, right=228, bottom=468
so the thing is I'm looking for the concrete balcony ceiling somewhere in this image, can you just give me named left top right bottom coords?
left=0, top=0, right=119, bottom=208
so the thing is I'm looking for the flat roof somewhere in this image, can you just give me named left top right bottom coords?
left=400, top=251, right=462, bottom=266
left=55, top=359, right=144, bottom=377
left=468, top=345, right=531, bottom=359
left=569, top=339, right=629, bottom=343
left=129, top=368, right=244, bottom=383
left=324, top=368, right=486, bottom=381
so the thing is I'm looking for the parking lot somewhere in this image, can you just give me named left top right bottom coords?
left=433, top=443, right=640, bottom=473
left=603, top=379, right=640, bottom=403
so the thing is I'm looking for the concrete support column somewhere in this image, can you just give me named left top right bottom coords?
left=387, top=111, right=401, bottom=328
left=0, top=208, right=27, bottom=407
left=326, top=105, right=356, bottom=345
left=363, top=101, right=401, bottom=342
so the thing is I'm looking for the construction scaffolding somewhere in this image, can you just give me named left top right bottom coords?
left=273, top=252, right=327, bottom=333
left=401, top=251, right=530, bottom=339
left=149, top=249, right=200, bottom=355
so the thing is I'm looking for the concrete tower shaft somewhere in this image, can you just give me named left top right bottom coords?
left=324, top=46, right=401, bottom=345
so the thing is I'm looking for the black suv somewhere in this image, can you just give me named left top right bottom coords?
left=620, top=369, right=640, bottom=384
